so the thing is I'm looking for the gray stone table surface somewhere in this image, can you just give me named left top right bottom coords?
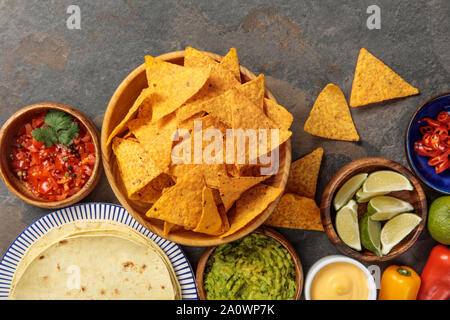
left=0, top=0, right=449, bottom=289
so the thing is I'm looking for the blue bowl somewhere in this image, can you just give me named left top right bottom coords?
left=406, top=93, right=450, bottom=194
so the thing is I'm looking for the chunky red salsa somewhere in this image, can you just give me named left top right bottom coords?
left=9, top=112, right=96, bottom=201
left=414, top=111, right=450, bottom=174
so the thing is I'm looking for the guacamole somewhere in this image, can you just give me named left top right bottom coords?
left=203, top=233, right=297, bottom=300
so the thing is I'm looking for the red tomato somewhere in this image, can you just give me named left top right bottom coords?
left=9, top=111, right=96, bottom=201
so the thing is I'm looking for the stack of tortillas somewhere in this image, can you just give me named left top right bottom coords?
left=8, top=221, right=181, bottom=300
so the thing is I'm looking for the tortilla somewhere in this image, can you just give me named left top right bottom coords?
left=219, top=48, right=241, bottom=82
left=106, top=88, right=153, bottom=146
left=146, top=166, right=205, bottom=230
left=112, top=137, right=162, bottom=199
left=220, top=184, right=283, bottom=238
left=286, top=147, right=323, bottom=199
left=350, top=48, right=419, bottom=107
left=145, top=55, right=211, bottom=121
left=265, top=193, right=323, bottom=231
left=304, top=84, right=359, bottom=141
left=193, top=186, right=223, bottom=235
left=8, top=221, right=181, bottom=300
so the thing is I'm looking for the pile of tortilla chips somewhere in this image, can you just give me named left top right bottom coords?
left=265, top=148, right=324, bottom=231
left=108, top=47, right=293, bottom=238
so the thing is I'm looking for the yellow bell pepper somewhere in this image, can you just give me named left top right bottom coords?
left=378, top=265, right=421, bottom=300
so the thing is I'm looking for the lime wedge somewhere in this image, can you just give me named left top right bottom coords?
left=368, top=196, right=414, bottom=221
left=334, top=173, right=368, bottom=211
left=380, top=213, right=422, bottom=255
left=363, top=170, right=413, bottom=193
left=360, top=213, right=382, bottom=257
left=355, top=188, right=386, bottom=203
left=335, top=200, right=361, bottom=251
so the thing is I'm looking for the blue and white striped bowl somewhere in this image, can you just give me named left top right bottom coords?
left=0, top=203, right=198, bottom=300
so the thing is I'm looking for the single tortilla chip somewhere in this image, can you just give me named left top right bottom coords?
left=146, top=166, right=205, bottom=230
left=350, top=48, right=419, bottom=107
left=163, top=222, right=175, bottom=236
left=128, top=114, right=177, bottom=171
left=112, top=137, right=162, bottom=199
left=304, top=84, right=359, bottom=141
left=193, top=186, right=223, bottom=235
left=265, top=193, right=323, bottom=231
left=185, top=47, right=218, bottom=68
left=130, top=172, right=174, bottom=203
left=106, top=88, right=153, bottom=146
left=220, top=48, right=241, bottom=82
left=264, top=98, right=293, bottom=130
left=145, top=55, right=211, bottom=121
left=218, top=174, right=270, bottom=211
left=236, top=74, right=265, bottom=109
left=286, top=147, right=323, bottom=199
left=220, top=184, right=283, bottom=238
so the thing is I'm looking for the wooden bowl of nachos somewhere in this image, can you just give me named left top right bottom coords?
left=101, top=48, right=292, bottom=246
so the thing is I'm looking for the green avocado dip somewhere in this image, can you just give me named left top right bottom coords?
left=203, top=233, right=297, bottom=300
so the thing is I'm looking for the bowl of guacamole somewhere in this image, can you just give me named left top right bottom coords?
left=197, top=228, right=302, bottom=300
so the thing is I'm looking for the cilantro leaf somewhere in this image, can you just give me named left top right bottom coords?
left=31, top=126, right=59, bottom=147
left=58, top=122, right=79, bottom=146
left=31, top=110, right=81, bottom=147
left=45, top=110, right=74, bottom=132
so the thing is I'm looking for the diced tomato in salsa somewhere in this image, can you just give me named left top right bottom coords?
left=9, top=112, right=96, bottom=201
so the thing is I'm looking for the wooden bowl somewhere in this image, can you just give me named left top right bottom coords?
left=195, top=226, right=303, bottom=300
left=0, top=102, right=102, bottom=209
left=101, top=50, right=291, bottom=246
left=320, top=157, right=427, bottom=262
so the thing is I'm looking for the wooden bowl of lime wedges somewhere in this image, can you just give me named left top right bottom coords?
left=320, top=157, right=427, bottom=262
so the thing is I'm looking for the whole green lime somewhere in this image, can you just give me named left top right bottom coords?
left=428, top=196, right=450, bottom=245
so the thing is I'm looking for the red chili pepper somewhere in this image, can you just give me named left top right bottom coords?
left=415, top=111, right=450, bottom=174
left=419, top=117, right=443, bottom=127
left=417, top=245, right=450, bottom=300
left=437, top=111, right=450, bottom=123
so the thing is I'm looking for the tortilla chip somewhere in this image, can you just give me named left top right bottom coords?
left=220, top=184, right=283, bottom=238
left=265, top=193, right=323, bottom=231
left=185, top=47, right=218, bottom=68
left=176, top=64, right=239, bottom=123
left=210, top=188, right=230, bottom=232
left=112, top=137, right=162, bottom=198
left=163, top=222, right=175, bottom=236
left=146, top=166, right=205, bottom=230
left=170, top=163, right=227, bottom=189
left=304, top=84, right=359, bottom=141
left=178, top=114, right=229, bottom=134
left=128, top=114, right=177, bottom=171
left=264, top=98, right=293, bottom=130
left=145, top=55, right=211, bottom=121
left=236, top=75, right=265, bottom=109
left=286, top=147, right=323, bottom=199
left=350, top=48, right=419, bottom=107
left=218, top=174, right=270, bottom=211
left=193, top=186, right=223, bottom=235
left=220, top=48, right=241, bottom=82
left=106, top=88, right=153, bottom=146
left=230, top=92, right=292, bottom=163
